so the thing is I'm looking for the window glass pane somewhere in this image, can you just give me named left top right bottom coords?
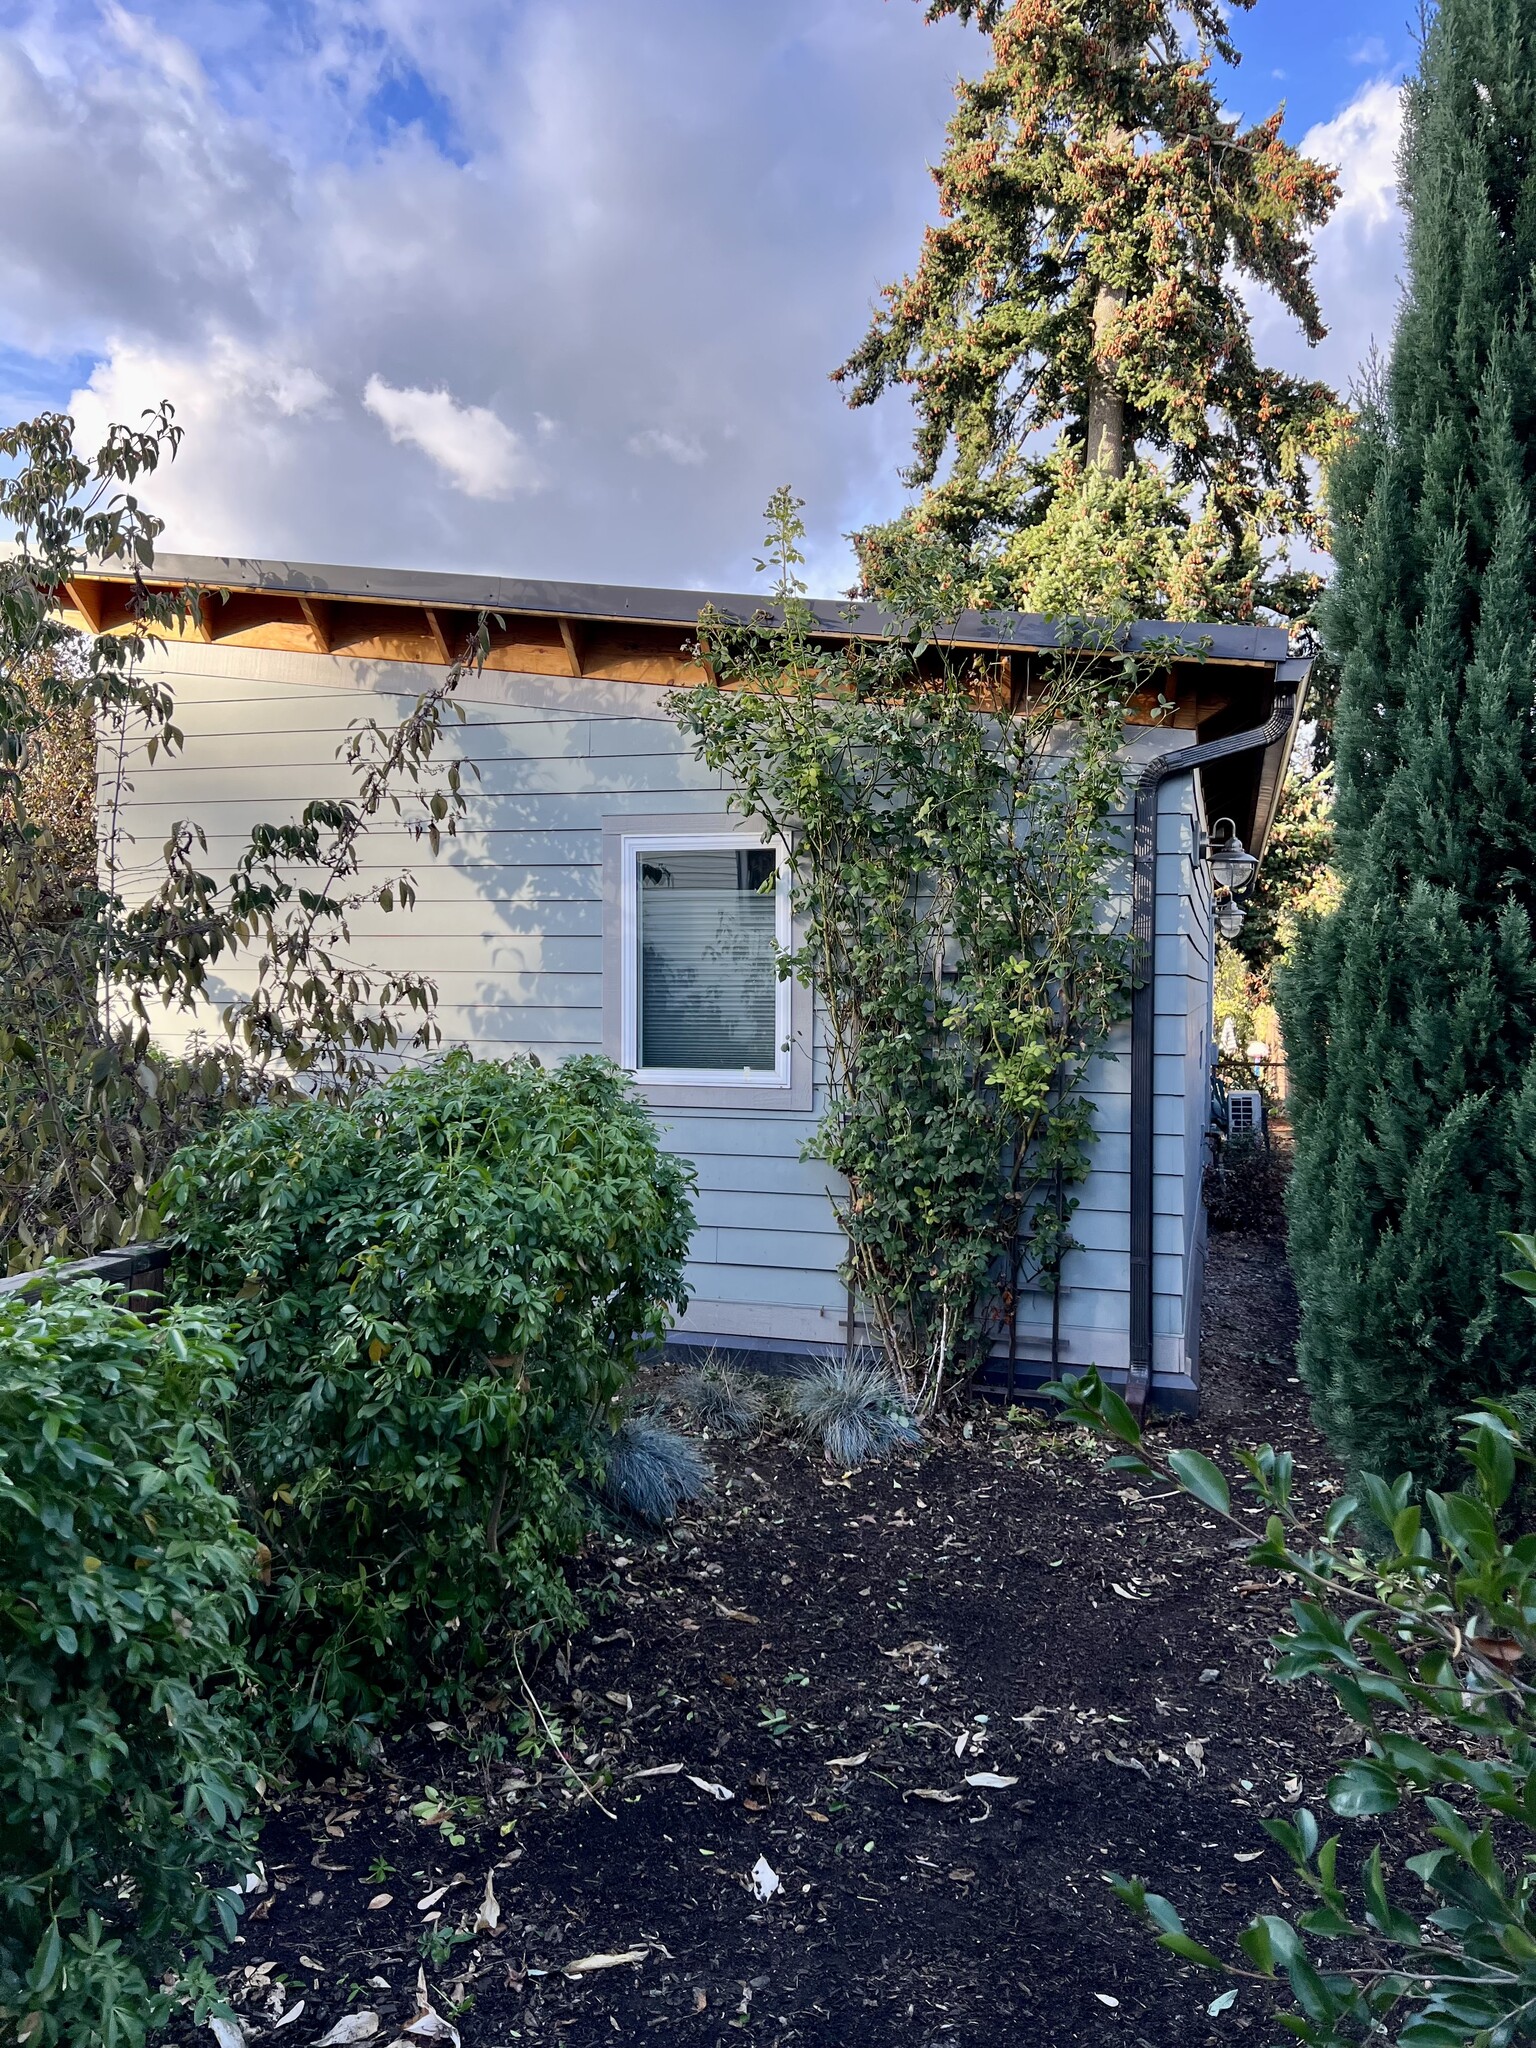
left=637, top=846, right=779, bottom=1072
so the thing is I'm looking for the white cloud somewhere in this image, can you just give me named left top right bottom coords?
left=628, top=426, right=707, bottom=466
left=1300, top=79, right=1406, bottom=389
left=1242, top=77, right=1406, bottom=405
left=68, top=338, right=335, bottom=554
left=0, top=0, right=973, bottom=588
left=1305, top=79, right=1404, bottom=237
left=363, top=376, right=536, bottom=499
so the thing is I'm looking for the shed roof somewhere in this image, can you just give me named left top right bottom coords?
left=82, top=551, right=1292, bottom=666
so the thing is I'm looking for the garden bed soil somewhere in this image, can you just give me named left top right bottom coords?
left=195, top=1230, right=1358, bottom=2048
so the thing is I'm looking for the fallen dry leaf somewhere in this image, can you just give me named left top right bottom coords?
left=473, top=1869, right=501, bottom=1935
left=825, top=1751, right=869, bottom=1769
left=632, top=1763, right=685, bottom=1779
left=208, top=2020, right=245, bottom=2048
left=713, top=1600, right=761, bottom=1624
left=964, top=1772, right=1019, bottom=1790
left=313, top=2016, right=381, bottom=2046
left=905, top=1788, right=962, bottom=1805
left=415, top=1886, right=449, bottom=1912
left=687, top=1775, right=733, bottom=1802
left=367, top=1894, right=393, bottom=1912
left=272, top=2003, right=306, bottom=2031
left=751, top=1856, right=781, bottom=1901
left=561, top=1949, right=649, bottom=1977
left=394, top=1972, right=460, bottom=2047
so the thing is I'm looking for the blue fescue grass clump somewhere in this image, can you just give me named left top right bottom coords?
left=674, top=1353, right=766, bottom=1439
left=788, top=1355, right=922, bottom=1468
left=600, top=1412, right=713, bottom=1526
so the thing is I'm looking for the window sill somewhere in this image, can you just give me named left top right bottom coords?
left=621, top=1070, right=813, bottom=1114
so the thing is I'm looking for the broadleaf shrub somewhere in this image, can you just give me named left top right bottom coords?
left=0, top=1280, right=260, bottom=2048
left=160, top=1051, right=694, bottom=1745
left=1051, top=1346, right=1536, bottom=2046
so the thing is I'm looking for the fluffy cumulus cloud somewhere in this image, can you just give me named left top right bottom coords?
left=362, top=378, right=536, bottom=499
left=1244, top=75, right=1407, bottom=404
left=0, top=1, right=1409, bottom=594
left=0, top=0, right=971, bottom=590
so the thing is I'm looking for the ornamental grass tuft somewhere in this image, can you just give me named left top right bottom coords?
left=673, top=1353, right=767, bottom=1439
left=787, top=1354, right=922, bottom=1468
left=600, top=1413, right=713, bottom=1527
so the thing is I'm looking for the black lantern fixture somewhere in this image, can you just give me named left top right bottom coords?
left=1206, top=816, right=1259, bottom=938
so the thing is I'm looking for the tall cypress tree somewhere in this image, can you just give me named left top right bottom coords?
left=1284, top=0, right=1536, bottom=1482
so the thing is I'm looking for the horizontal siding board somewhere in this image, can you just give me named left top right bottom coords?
left=713, top=1224, right=844, bottom=1270
left=683, top=1262, right=846, bottom=1312
left=123, top=754, right=723, bottom=805
left=693, top=1188, right=839, bottom=1234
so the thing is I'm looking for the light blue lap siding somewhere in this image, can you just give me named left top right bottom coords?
left=124, top=642, right=1214, bottom=1387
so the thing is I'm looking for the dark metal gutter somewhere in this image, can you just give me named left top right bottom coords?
left=1124, top=656, right=1310, bottom=1417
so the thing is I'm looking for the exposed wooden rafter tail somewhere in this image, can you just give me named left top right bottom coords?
left=558, top=617, right=584, bottom=678
left=424, top=607, right=453, bottom=665
left=298, top=594, right=332, bottom=654
left=64, top=579, right=104, bottom=632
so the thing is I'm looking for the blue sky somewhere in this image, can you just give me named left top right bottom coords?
left=1214, top=0, right=1419, bottom=130
left=0, top=0, right=1412, bottom=593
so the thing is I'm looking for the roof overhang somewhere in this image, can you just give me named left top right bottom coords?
left=58, top=550, right=1299, bottom=854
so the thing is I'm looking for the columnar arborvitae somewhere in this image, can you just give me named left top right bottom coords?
left=1283, top=0, right=1536, bottom=1481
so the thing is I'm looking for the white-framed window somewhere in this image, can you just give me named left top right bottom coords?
left=617, top=828, right=793, bottom=1089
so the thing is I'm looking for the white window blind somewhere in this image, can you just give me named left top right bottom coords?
left=637, top=846, right=779, bottom=1072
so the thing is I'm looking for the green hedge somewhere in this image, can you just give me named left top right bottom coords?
left=0, top=1283, right=260, bottom=2048
left=160, top=1051, right=694, bottom=1745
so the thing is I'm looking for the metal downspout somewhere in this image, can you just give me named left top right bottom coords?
left=1124, top=658, right=1310, bottom=1418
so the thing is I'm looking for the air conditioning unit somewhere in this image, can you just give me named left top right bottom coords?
left=1226, top=1090, right=1266, bottom=1142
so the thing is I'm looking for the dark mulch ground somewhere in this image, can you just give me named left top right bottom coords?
left=197, top=1230, right=1365, bottom=2048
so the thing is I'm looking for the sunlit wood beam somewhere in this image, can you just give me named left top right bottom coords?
left=64, top=580, right=103, bottom=632
left=424, top=607, right=453, bottom=665
left=298, top=595, right=332, bottom=654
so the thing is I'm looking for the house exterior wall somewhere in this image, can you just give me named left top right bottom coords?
left=117, top=639, right=1215, bottom=1404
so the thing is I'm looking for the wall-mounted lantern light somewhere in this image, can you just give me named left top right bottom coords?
left=1205, top=815, right=1259, bottom=940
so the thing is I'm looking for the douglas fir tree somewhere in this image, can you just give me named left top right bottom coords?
left=838, top=0, right=1344, bottom=621
left=1284, top=0, right=1536, bottom=1480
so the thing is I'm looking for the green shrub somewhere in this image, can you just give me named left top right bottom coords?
left=1052, top=1353, right=1536, bottom=2047
left=160, top=1051, right=694, bottom=1746
left=0, top=1281, right=260, bottom=2048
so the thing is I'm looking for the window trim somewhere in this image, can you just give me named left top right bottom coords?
left=601, top=813, right=813, bottom=1113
